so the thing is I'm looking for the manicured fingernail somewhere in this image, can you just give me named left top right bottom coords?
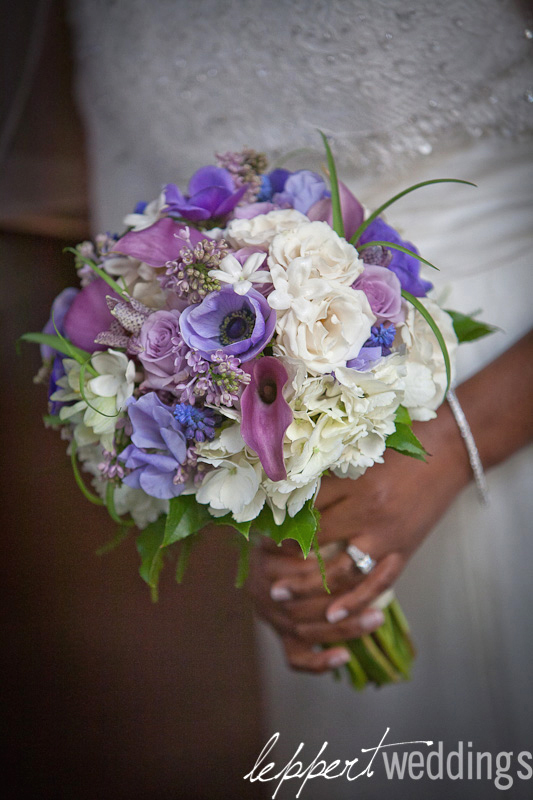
left=271, top=585, right=292, bottom=601
left=360, top=609, right=385, bottom=631
left=328, top=650, right=351, bottom=668
left=326, top=607, right=349, bottom=624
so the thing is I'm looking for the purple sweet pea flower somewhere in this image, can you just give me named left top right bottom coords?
left=359, top=218, right=433, bottom=297
left=233, top=201, right=279, bottom=219
left=138, top=309, right=189, bottom=392
left=63, top=278, right=120, bottom=352
left=273, top=170, right=330, bottom=215
left=241, top=357, right=293, bottom=482
left=352, top=265, right=404, bottom=325
left=268, top=169, right=291, bottom=194
left=164, top=166, right=247, bottom=222
left=112, top=217, right=205, bottom=267
left=307, top=180, right=364, bottom=241
left=119, top=392, right=187, bottom=499
left=179, top=286, right=276, bottom=362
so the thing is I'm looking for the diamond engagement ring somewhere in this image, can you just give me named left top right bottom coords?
left=346, top=544, right=376, bottom=575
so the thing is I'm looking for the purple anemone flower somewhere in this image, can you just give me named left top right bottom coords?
left=307, top=180, right=364, bottom=241
left=179, top=286, right=276, bottom=362
left=63, top=277, right=120, bottom=352
left=241, top=357, right=293, bottom=482
left=164, top=166, right=247, bottom=222
left=359, top=218, right=433, bottom=297
left=119, top=392, right=187, bottom=499
left=112, top=217, right=206, bottom=267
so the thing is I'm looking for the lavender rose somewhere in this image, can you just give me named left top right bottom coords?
left=179, top=286, right=276, bottom=362
left=138, top=309, right=189, bottom=391
left=353, top=265, right=404, bottom=325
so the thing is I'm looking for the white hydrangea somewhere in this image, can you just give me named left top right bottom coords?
left=268, top=220, right=363, bottom=285
left=225, top=209, right=307, bottom=250
left=103, top=255, right=166, bottom=309
left=196, top=455, right=266, bottom=522
left=399, top=299, right=458, bottom=421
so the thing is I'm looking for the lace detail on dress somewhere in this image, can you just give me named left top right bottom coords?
left=70, top=0, right=533, bottom=201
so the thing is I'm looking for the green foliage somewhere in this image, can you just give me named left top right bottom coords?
left=235, top=537, right=251, bottom=588
left=386, top=406, right=427, bottom=461
left=175, top=534, right=198, bottom=584
left=402, top=289, right=452, bottom=394
left=43, top=414, right=66, bottom=427
left=318, top=130, right=344, bottom=238
left=349, top=178, right=476, bottom=245
left=64, top=247, right=129, bottom=299
left=18, top=331, right=95, bottom=372
left=96, top=525, right=130, bottom=556
left=70, top=439, right=105, bottom=506
left=136, top=516, right=166, bottom=601
left=163, top=494, right=214, bottom=547
left=252, top=500, right=318, bottom=557
left=357, top=239, right=439, bottom=271
left=445, top=309, right=498, bottom=343
left=105, top=481, right=135, bottom=527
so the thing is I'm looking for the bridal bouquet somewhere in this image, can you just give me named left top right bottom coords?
left=23, top=135, right=493, bottom=690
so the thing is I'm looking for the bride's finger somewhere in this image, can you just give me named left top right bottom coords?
left=325, top=553, right=403, bottom=622
left=282, top=635, right=351, bottom=674
left=270, top=552, right=363, bottom=600
left=294, top=607, right=386, bottom=644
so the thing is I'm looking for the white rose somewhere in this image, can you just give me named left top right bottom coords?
left=399, top=298, right=458, bottom=420
left=269, top=258, right=375, bottom=375
left=225, top=209, right=307, bottom=250
left=268, top=221, right=363, bottom=285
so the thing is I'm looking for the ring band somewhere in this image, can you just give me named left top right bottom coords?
left=346, top=544, right=376, bottom=575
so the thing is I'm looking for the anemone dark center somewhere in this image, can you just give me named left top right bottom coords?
left=259, top=379, right=277, bottom=404
left=219, top=308, right=255, bottom=344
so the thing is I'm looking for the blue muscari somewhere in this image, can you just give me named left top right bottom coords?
left=368, top=323, right=396, bottom=352
left=173, top=403, right=216, bottom=442
left=134, top=201, right=148, bottom=214
left=256, top=174, right=273, bottom=202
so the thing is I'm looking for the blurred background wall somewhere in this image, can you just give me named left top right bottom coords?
left=1, top=2, right=265, bottom=797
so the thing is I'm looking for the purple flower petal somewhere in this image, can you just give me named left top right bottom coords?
left=241, top=357, right=293, bottom=482
left=160, top=427, right=187, bottom=463
left=213, top=184, right=248, bottom=217
left=307, top=180, right=364, bottom=240
left=189, top=165, right=235, bottom=194
left=139, top=465, right=184, bottom=499
left=41, top=287, right=79, bottom=360
left=112, top=218, right=205, bottom=267
left=63, top=278, right=119, bottom=352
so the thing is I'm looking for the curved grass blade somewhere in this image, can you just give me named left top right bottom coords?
left=349, top=178, right=476, bottom=245
left=402, top=289, right=451, bottom=394
left=18, top=332, right=94, bottom=370
left=64, top=247, right=129, bottom=299
left=105, top=481, right=135, bottom=527
left=318, top=130, right=344, bottom=238
left=70, top=439, right=105, bottom=505
left=52, top=310, right=98, bottom=376
left=357, top=240, right=440, bottom=271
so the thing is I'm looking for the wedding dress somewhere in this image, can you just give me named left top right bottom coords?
left=70, top=1, right=533, bottom=797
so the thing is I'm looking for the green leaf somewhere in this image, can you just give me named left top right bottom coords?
left=64, top=247, right=129, bottom=299
left=43, top=414, right=66, bottom=427
left=252, top=500, right=318, bottom=558
left=70, top=439, right=105, bottom=506
left=386, top=422, right=427, bottom=461
left=312, top=531, right=330, bottom=594
left=175, top=534, right=198, bottom=584
left=18, top=332, right=94, bottom=368
left=163, top=494, right=213, bottom=547
left=96, top=525, right=131, bottom=556
left=235, top=537, right=251, bottom=588
left=349, top=178, right=477, bottom=246
left=318, top=130, right=344, bottom=238
left=136, top=516, right=166, bottom=601
left=212, top=514, right=252, bottom=540
left=357, top=240, right=439, bottom=271
left=402, top=289, right=452, bottom=395
left=445, top=309, right=499, bottom=343
left=394, top=404, right=411, bottom=427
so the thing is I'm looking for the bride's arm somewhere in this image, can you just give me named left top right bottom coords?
left=249, top=330, right=533, bottom=673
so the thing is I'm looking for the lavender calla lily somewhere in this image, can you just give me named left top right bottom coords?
left=112, top=217, right=205, bottom=267
left=241, top=357, right=293, bottom=482
left=307, top=180, right=364, bottom=241
left=164, top=166, right=247, bottom=222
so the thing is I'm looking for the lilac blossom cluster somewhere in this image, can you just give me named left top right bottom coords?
left=35, top=145, right=456, bottom=524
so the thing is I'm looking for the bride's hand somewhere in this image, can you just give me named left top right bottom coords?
left=249, top=400, right=470, bottom=672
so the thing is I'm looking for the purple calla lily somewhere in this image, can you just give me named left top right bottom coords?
left=112, top=217, right=205, bottom=267
left=241, top=357, right=293, bottom=482
left=164, top=165, right=247, bottom=222
left=63, top=277, right=120, bottom=352
left=307, top=180, right=364, bottom=240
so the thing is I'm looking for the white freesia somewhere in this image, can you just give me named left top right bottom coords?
left=52, top=351, right=135, bottom=450
left=269, top=257, right=375, bottom=374
left=226, top=209, right=308, bottom=250
left=196, top=455, right=265, bottom=520
left=399, top=298, right=458, bottom=421
left=208, top=252, right=272, bottom=295
left=268, top=220, right=363, bottom=285
left=123, top=192, right=166, bottom=231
